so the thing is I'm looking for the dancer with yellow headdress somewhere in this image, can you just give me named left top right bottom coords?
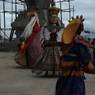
left=55, top=16, right=95, bottom=95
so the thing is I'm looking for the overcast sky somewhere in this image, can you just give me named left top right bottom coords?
left=74, top=0, right=95, bottom=32
left=58, top=0, right=95, bottom=32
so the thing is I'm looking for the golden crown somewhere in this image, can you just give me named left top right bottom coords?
left=69, top=15, right=84, bottom=24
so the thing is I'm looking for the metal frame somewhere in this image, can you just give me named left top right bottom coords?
left=0, top=0, right=25, bottom=41
left=55, top=0, right=75, bottom=21
left=0, top=0, right=74, bottom=42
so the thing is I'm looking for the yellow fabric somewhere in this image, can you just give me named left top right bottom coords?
left=59, top=61, right=84, bottom=77
left=27, top=11, right=36, bottom=16
left=60, top=70, right=84, bottom=77
left=62, top=19, right=81, bottom=44
left=85, top=62, right=95, bottom=73
left=87, top=62, right=95, bottom=70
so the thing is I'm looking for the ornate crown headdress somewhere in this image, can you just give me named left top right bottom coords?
left=48, top=6, right=62, bottom=15
left=62, top=15, right=84, bottom=44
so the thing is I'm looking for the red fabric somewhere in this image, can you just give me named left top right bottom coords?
left=75, top=35, right=93, bottom=48
left=26, top=21, right=41, bottom=47
left=17, top=21, right=43, bottom=66
left=25, top=22, right=43, bottom=66
left=27, top=32, right=43, bottom=66
left=20, top=21, right=41, bottom=52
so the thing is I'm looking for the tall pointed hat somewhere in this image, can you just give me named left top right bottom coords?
left=62, top=15, right=84, bottom=44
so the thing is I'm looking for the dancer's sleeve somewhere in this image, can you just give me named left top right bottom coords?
left=80, top=44, right=95, bottom=74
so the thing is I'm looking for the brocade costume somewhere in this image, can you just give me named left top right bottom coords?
left=55, top=16, right=95, bottom=95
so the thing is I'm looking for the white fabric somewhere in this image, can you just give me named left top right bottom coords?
left=41, top=28, right=50, bottom=41
left=40, top=27, right=64, bottom=42
left=57, top=28, right=64, bottom=42
left=20, top=15, right=40, bottom=40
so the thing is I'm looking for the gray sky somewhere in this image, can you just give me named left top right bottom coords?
left=58, top=0, right=95, bottom=32
left=74, top=0, right=95, bottom=32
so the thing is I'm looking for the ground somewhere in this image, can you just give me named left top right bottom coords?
left=0, top=52, right=95, bottom=95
